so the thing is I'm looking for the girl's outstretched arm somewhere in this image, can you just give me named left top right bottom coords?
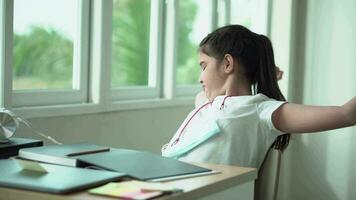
left=272, top=97, right=356, bottom=133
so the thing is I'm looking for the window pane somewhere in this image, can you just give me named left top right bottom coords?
left=176, top=0, right=212, bottom=86
left=230, top=0, right=253, bottom=29
left=13, top=0, right=78, bottom=90
left=111, top=0, right=151, bottom=87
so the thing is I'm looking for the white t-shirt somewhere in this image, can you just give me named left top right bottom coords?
left=161, top=94, right=286, bottom=169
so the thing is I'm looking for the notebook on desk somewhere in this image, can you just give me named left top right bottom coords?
left=17, top=143, right=109, bottom=167
left=0, top=159, right=125, bottom=194
left=75, top=148, right=215, bottom=181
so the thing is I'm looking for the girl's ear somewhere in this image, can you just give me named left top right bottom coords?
left=223, top=54, right=235, bottom=74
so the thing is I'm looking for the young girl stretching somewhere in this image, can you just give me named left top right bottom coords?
left=161, top=25, right=356, bottom=169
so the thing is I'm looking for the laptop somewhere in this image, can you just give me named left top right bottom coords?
left=76, top=148, right=217, bottom=181
left=0, top=159, right=125, bottom=194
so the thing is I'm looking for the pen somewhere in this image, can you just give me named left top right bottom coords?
left=66, top=147, right=110, bottom=157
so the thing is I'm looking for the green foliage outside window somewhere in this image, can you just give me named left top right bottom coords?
left=112, top=0, right=199, bottom=87
left=111, top=0, right=151, bottom=87
left=176, top=0, right=200, bottom=85
left=13, top=26, right=73, bottom=90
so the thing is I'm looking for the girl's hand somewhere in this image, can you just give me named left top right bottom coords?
left=276, top=66, right=284, bottom=81
left=342, top=96, right=356, bottom=125
left=195, top=91, right=208, bottom=107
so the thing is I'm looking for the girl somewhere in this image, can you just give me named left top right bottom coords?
left=161, top=25, right=356, bottom=169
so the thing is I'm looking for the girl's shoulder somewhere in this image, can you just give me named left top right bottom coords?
left=213, top=94, right=285, bottom=118
left=214, top=93, right=275, bottom=108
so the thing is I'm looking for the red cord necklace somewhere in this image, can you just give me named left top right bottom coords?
left=171, top=95, right=232, bottom=147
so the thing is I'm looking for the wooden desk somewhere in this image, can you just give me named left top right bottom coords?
left=0, top=163, right=257, bottom=200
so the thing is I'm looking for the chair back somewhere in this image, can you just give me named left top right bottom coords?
left=254, top=148, right=282, bottom=200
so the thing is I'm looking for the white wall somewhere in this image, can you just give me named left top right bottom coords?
left=14, top=105, right=193, bottom=154
left=271, top=0, right=356, bottom=199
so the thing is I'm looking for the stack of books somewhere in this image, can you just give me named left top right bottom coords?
left=16, top=143, right=216, bottom=181
left=17, top=143, right=109, bottom=167
left=1, top=142, right=218, bottom=196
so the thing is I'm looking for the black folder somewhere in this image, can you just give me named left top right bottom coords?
left=76, top=148, right=212, bottom=181
left=0, top=159, right=125, bottom=194
left=0, top=137, right=43, bottom=159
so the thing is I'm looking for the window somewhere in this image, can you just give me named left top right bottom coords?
left=111, top=0, right=161, bottom=100
left=230, top=0, right=270, bottom=35
left=230, top=0, right=253, bottom=29
left=217, top=0, right=230, bottom=27
left=0, top=0, right=271, bottom=117
left=12, top=0, right=89, bottom=106
left=111, top=0, right=151, bottom=87
left=176, top=0, right=213, bottom=86
left=13, top=0, right=76, bottom=90
left=173, top=0, right=215, bottom=97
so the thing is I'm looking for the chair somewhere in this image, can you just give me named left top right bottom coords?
left=254, top=148, right=282, bottom=200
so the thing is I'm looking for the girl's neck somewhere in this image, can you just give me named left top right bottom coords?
left=225, top=75, right=252, bottom=96
left=226, top=85, right=252, bottom=96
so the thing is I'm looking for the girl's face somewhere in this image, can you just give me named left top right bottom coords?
left=198, top=52, right=227, bottom=101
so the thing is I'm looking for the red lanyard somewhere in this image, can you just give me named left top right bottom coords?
left=170, top=95, right=232, bottom=147
left=171, top=101, right=211, bottom=147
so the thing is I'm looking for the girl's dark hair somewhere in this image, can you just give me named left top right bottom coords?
left=199, top=24, right=290, bottom=151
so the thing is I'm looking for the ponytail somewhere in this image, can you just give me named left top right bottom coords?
left=256, top=35, right=290, bottom=151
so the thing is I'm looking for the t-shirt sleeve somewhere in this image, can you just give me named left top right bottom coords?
left=257, top=99, right=287, bottom=135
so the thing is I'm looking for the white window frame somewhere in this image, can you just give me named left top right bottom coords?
left=10, top=0, right=89, bottom=107
left=110, top=0, right=163, bottom=101
left=0, top=0, right=12, bottom=108
left=217, top=0, right=231, bottom=27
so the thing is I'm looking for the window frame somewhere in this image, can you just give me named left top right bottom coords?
left=0, top=0, right=12, bottom=108
left=217, top=0, right=231, bottom=27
